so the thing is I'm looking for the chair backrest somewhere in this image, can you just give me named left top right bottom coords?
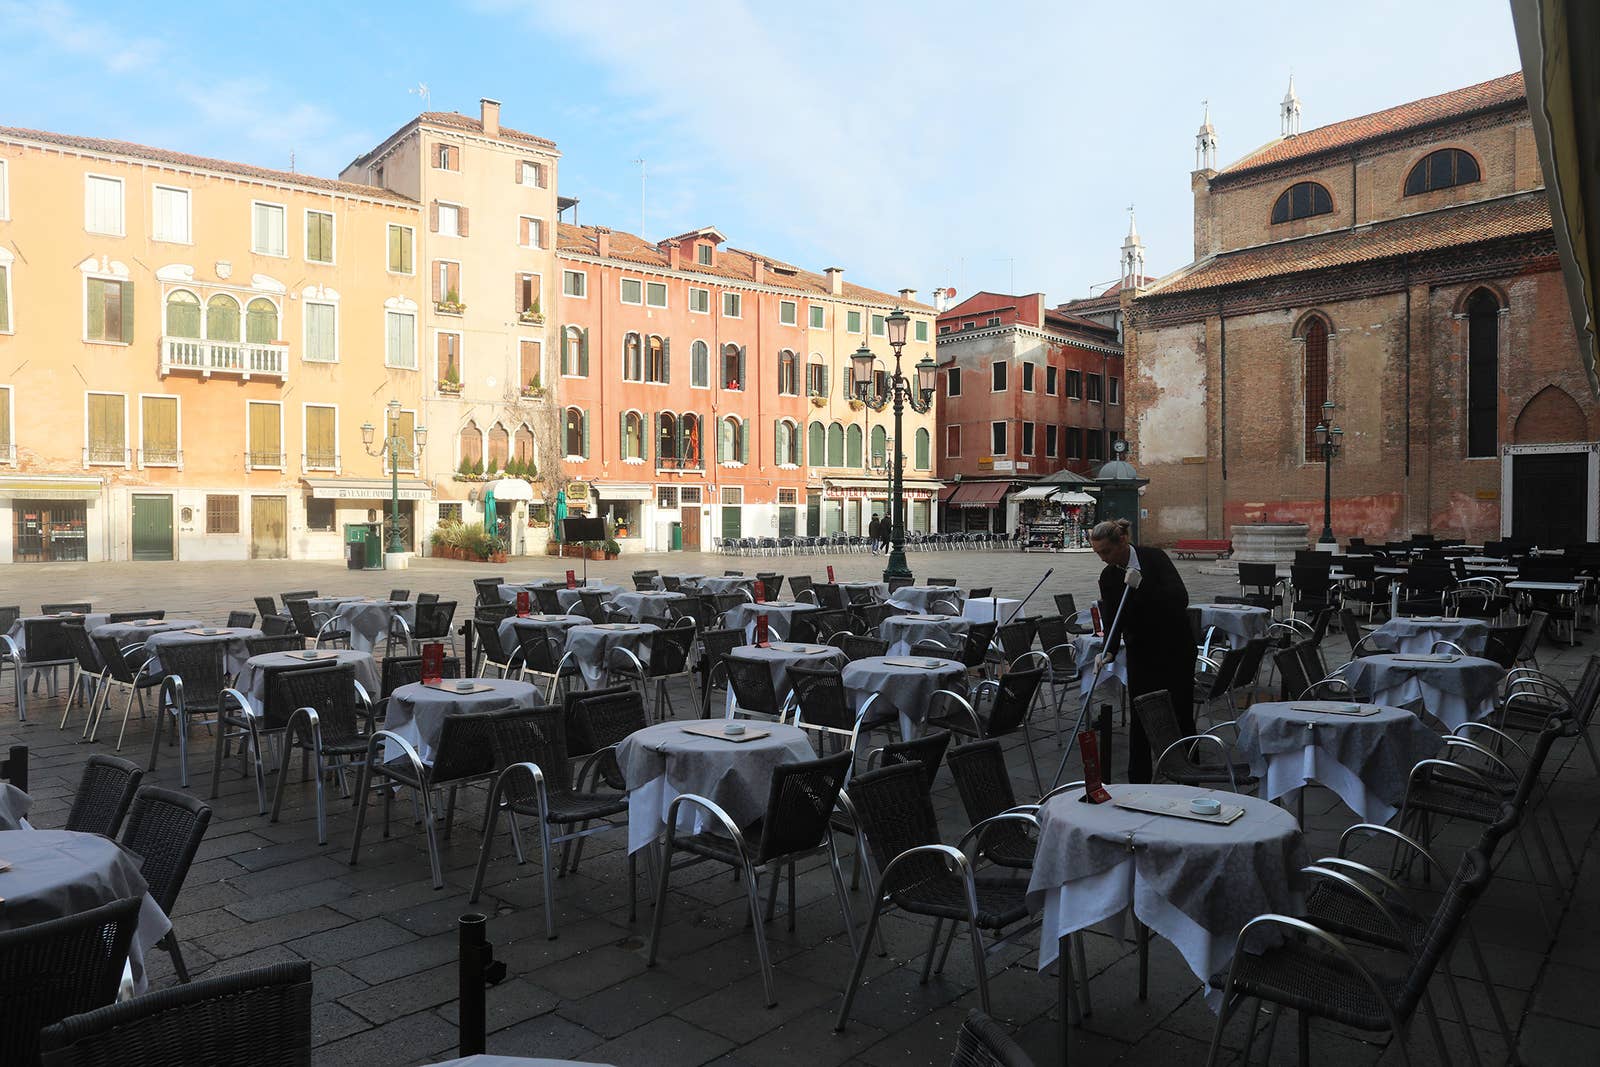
left=814, top=583, right=846, bottom=610
left=1199, top=645, right=1244, bottom=698
left=945, top=739, right=1015, bottom=827
left=430, top=712, right=500, bottom=785
left=62, top=622, right=103, bottom=674
left=282, top=599, right=317, bottom=635
left=756, top=574, right=784, bottom=600
left=106, top=611, right=164, bottom=624
left=1231, top=637, right=1270, bottom=691
left=118, top=786, right=212, bottom=915
left=565, top=688, right=648, bottom=777
left=0, top=896, right=141, bottom=1067
left=90, top=633, right=142, bottom=684
left=967, top=586, right=993, bottom=600
left=476, top=601, right=514, bottom=624
left=472, top=578, right=505, bottom=605
left=648, top=625, right=695, bottom=676
left=840, top=634, right=888, bottom=662
left=268, top=665, right=362, bottom=741
left=725, top=654, right=784, bottom=715
left=985, top=666, right=1044, bottom=736
left=42, top=602, right=93, bottom=615
left=246, top=634, right=305, bottom=656
left=949, top=1009, right=1036, bottom=1067
left=878, top=729, right=952, bottom=793
left=887, top=576, right=913, bottom=593
left=844, top=762, right=942, bottom=875
left=416, top=592, right=440, bottom=605
left=473, top=618, right=511, bottom=663
left=852, top=603, right=894, bottom=633
left=253, top=596, right=279, bottom=620
left=1292, top=639, right=1327, bottom=692
left=488, top=704, right=571, bottom=797
left=1516, top=610, right=1549, bottom=662
left=1395, top=849, right=1493, bottom=1016
left=1273, top=643, right=1313, bottom=699
left=159, top=640, right=229, bottom=710
left=260, top=615, right=296, bottom=637
left=1033, top=615, right=1070, bottom=655
left=1289, top=565, right=1331, bottom=595
left=388, top=589, right=411, bottom=602
left=514, top=629, right=563, bottom=674
left=2, top=744, right=28, bottom=793
left=962, top=622, right=998, bottom=669
left=65, top=755, right=144, bottom=837
left=411, top=601, right=457, bottom=640
left=1130, top=690, right=1184, bottom=767
left=752, top=750, right=852, bottom=864
left=995, top=621, right=1034, bottom=662
left=845, top=585, right=877, bottom=607
left=379, top=655, right=463, bottom=698
left=226, top=610, right=257, bottom=629
left=697, top=627, right=744, bottom=671
left=279, top=590, right=318, bottom=602
left=798, top=609, right=853, bottom=643
left=1237, top=562, right=1278, bottom=590
left=39, top=961, right=312, bottom=1067
left=25, top=619, right=76, bottom=665
left=0, top=605, right=19, bottom=634
left=660, top=575, right=682, bottom=593
left=575, top=591, right=608, bottom=620
left=1340, top=609, right=1365, bottom=655
left=928, top=578, right=957, bottom=587
left=1482, top=623, right=1523, bottom=668
left=633, top=575, right=657, bottom=591
left=533, top=587, right=563, bottom=614
left=1052, top=593, right=1078, bottom=619
left=787, top=663, right=855, bottom=732
left=788, top=575, right=814, bottom=600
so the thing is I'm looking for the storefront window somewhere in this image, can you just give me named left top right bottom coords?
left=13, top=501, right=88, bottom=562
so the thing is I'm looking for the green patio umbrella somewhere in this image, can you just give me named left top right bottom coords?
left=484, top=486, right=496, bottom=537
left=553, top=488, right=567, bottom=542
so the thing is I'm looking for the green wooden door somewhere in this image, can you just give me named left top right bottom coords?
left=778, top=506, right=796, bottom=539
left=130, top=495, right=174, bottom=561
left=720, top=504, right=742, bottom=541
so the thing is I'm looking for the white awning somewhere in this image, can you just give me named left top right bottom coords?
left=483, top=478, right=534, bottom=502
left=303, top=477, right=432, bottom=501
left=1012, top=486, right=1056, bottom=501
left=595, top=484, right=653, bottom=502
left=1052, top=491, right=1096, bottom=505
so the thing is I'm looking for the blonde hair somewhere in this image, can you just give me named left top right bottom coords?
left=1089, top=518, right=1131, bottom=544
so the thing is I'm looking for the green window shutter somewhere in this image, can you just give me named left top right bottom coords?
left=738, top=345, right=747, bottom=388
left=774, top=419, right=781, bottom=465
left=0, top=266, right=9, bottom=332
left=741, top=418, right=751, bottom=465
left=0, top=387, right=10, bottom=451
left=581, top=413, right=590, bottom=459
left=87, top=279, right=106, bottom=340
left=618, top=410, right=626, bottom=456
left=246, top=299, right=277, bottom=344
left=644, top=411, right=654, bottom=464
left=559, top=324, right=569, bottom=375
left=118, top=282, right=133, bottom=343
left=579, top=327, right=590, bottom=377
left=662, top=338, right=671, bottom=384
left=916, top=428, right=930, bottom=470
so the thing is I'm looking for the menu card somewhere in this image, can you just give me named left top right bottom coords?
left=421, top=642, right=444, bottom=686
left=1090, top=604, right=1104, bottom=637
left=753, top=579, right=765, bottom=603
left=515, top=590, right=531, bottom=617
left=565, top=570, right=577, bottom=590
left=755, top=613, right=770, bottom=647
left=1079, top=731, right=1112, bottom=804
left=826, top=565, right=836, bottom=583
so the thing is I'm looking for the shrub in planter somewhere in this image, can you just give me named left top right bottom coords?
left=603, top=538, right=621, bottom=560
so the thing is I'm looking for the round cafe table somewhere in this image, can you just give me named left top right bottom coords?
left=885, top=585, right=962, bottom=613
left=556, top=583, right=625, bottom=612
left=333, top=599, right=416, bottom=654
left=1026, top=783, right=1306, bottom=1008
left=651, top=573, right=704, bottom=591
left=879, top=613, right=970, bottom=656
left=90, top=619, right=205, bottom=660
left=841, top=655, right=967, bottom=739
left=1072, top=634, right=1126, bottom=700
left=0, top=829, right=172, bottom=994
left=382, top=678, right=540, bottom=764
left=495, top=614, right=588, bottom=659
left=1368, top=616, right=1490, bottom=656
left=5, top=612, right=111, bottom=652
left=563, top=623, right=658, bottom=687
left=144, top=626, right=263, bottom=678
left=696, top=576, right=757, bottom=596
left=496, top=580, right=558, bottom=605
left=723, top=642, right=847, bottom=714
left=1235, top=700, right=1442, bottom=824
left=611, top=590, right=686, bottom=624
left=615, top=721, right=815, bottom=854
left=236, top=649, right=379, bottom=718
left=1193, top=603, right=1273, bottom=643
left=1341, top=653, right=1504, bottom=730
left=725, top=601, right=819, bottom=642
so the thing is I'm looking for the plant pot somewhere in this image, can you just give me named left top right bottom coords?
left=604, top=551, right=618, bottom=560
left=587, top=549, right=605, bottom=561
left=491, top=551, right=508, bottom=563
left=545, top=542, right=561, bottom=555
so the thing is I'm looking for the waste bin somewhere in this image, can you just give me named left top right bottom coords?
left=669, top=522, right=683, bottom=551
left=344, top=523, right=369, bottom=570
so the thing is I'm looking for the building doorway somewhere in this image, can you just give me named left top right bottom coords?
left=130, top=495, right=174, bottom=561
left=1508, top=448, right=1593, bottom=546
left=13, top=501, right=89, bottom=562
left=250, top=496, right=288, bottom=559
left=720, top=487, right=742, bottom=541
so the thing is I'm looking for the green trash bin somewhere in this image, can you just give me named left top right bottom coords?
left=344, top=523, right=368, bottom=571
left=669, top=522, right=683, bottom=551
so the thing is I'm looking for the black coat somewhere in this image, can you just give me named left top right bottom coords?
left=868, top=517, right=882, bottom=540
left=1097, top=545, right=1196, bottom=780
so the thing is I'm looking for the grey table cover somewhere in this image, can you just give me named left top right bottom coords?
left=725, top=642, right=847, bottom=706
left=1370, top=616, right=1490, bottom=655
left=725, top=601, right=819, bottom=642
left=612, top=591, right=687, bottom=623
left=841, top=580, right=889, bottom=602
left=1342, top=653, right=1504, bottom=730
left=306, top=596, right=363, bottom=616
left=6, top=612, right=111, bottom=653
left=0, top=782, right=30, bottom=829
left=1235, top=700, right=1442, bottom=823
left=1025, top=784, right=1305, bottom=997
left=144, top=626, right=263, bottom=678
left=841, top=655, right=968, bottom=739
left=651, top=573, right=705, bottom=591
left=333, top=599, right=417, bottom=654
left=0, top=829, right=172, bottom=993
left=616, top=721, right=815, bottom=853
left=886, top=586, right=964, bottom=613
left=383, top=678, right=540, bottom=764
left=696, top=576, right=756, bottom=595
left=495, top=614, right=587, bottom=657
left=496, top=580, right=558, bottom=605
left=879, top=613, right=971, bottom=656
left=236, top=650, right=379, bottom=718
left=90, top=619, right=205, bottom=665
left=556, top=583, right=625, bottom=612
left=563, top=623, right=658, bottom=686
left=1194, top=603, right=1273, bottom=643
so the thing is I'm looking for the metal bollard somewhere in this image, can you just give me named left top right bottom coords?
left=458, top=913, right=507, bottom=1056
left=457, top=620, right=476, bottom=676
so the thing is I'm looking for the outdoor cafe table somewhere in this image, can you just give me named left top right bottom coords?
left=691, top=575, right=754, bottom=595
left=563, top=622, right=658, bottom=686
left=841, top=580, right=889, bottom=602
left=616, top=720, right=815, bottom=853
left=1193, top=603, right=1273, bottom=643
left=1506, top=580, right=1586, bottom=642
left=725, top=601, right=819, bottom=642
left=1369, top=615, right=1490, bottom=655
left=555, top=583, right=625, bottom=612
left=495, top=614, right=588, bottom=657
left=1341, top=653, right=1505, bottom=730
left=5, top=612, right=110, bottom=652
left=496, top=580, right=557, bottom=604
left=1073, top=634, right=1126, bottom=700
left=427, top=1058, right=617, bottom=1067
left=332, top=598, right=416, bottom=654
left=1235, top=700, right=1441, bottom=824
left=1026, top=783, right=1306, bottom=1008
left=611, top=590, right=686, bottom=624
left=144, top=626, right=263, bottom=678
left=723, top=641, right=846, bottom=713
left=841, top=654, right=967, bottom=739
left=879, top=612, right=971, bottom=656
left=236, top=649, right=380, bottom=717
left=382, top=678, right=540, bottom=764
left=886, top=585, right=964, bottom=613
left=963, top=597, right=1023, bottom=625
left=306, top=596, right=363, bottom=616
left=0, top=828, right=172, bottom=993
left=651, top=573, right=705, bottom=591
left=91, top=618, right=205, bottom=659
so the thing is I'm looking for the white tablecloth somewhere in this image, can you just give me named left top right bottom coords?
left=6, top=612, right=111, bottom=653
left=841, top=655, right=968, bottom=739
left=494, top=614, right=587, bottom=658
left=1072, top=634, right=1126, bottom=700
left=963, top=597, right=1022, bottom=625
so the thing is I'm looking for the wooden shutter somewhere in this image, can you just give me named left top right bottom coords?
left=741, top=418, right=751, bottom=464
left=0, top=387, right=9, bottom=451
left=618, top=411, right=627, bottom=457
left=662, top=338, right=671, bottom=384
left=559, top=323, right=569, bottom=375
left=774, top=419, right=782, bottom=466
left=0, top=267, right=8, bottom=332
left=457, top=206, right=470, bottom=236
left=429, top=201, right=439, bottom=232
left=581, top=412, right=590, bottom=459
left=88, top=394, right=124, bottom=457
left=644, top=411, right=653, bottom=464
left=87, top=279, right=105, bottom=339
left=142, top=396, right=176, bottom=458
left=579, top=327, right=590, bottom=377
left=737, top=345, right=747, bottom=389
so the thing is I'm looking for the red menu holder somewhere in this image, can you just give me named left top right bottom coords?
left=1090, top=603, right=1104, bottom=637
left=565, top=570, right=577, bottom=590
left=753, top=579, right=765, bottom=603
left=421, top=642, right=444, bottom=686
left=754, top=613, right=771, bottom=647
left=1078, top=731, right=1112, bottom=804
left=515, top=590, right=531, bottom=617
left=826, top=565, right=836, bottom=583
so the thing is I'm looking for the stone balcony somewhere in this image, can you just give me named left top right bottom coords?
left=161, top=336, right=288, bottom=381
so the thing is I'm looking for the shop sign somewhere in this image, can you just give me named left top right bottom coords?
left=566, top=481, right=591, bottom=510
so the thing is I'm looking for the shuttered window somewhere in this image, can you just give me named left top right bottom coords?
left=520, top=216, right=544, bottom=248
left=0, top=265, right=11, bottom=332
left=391, top=410, right=416, bottom=472
left=85, top=175, right=123, bottom=235
left=305, top=406, right=337, bottom=469
left=245, top=299, right=279, bottom=344
left=387, top=225, right=414, bottom=274
left=915, top=428, right=930, bottom=470
left=385, top=311, right=416, bottom=369
left=519, top=340, right=541, bottom=391
left=87, top=278, right=133, bottom=342
left=247, top=402, right=283, bottom=468
left=0, top=387, right=10, bottom=457
left=304, top=302, right=337, bottom=362
left=305, top=210, right=334, bottom=263
left=206, top=495, right=239, bottom=534
left=252, top=202, right=286, bottom=256
left=86, top=393, right=126, bottom=463
left=152, top=186, right=190, bottom=243
left=141, top=396, right=178, bottom=466
left=165, top=291, right=200, bottom=338
left=206, top=295, right=239, bottom=341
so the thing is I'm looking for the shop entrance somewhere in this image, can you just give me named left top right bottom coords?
left=130, top=495, right=174, bottom=561
left=13, top=501, right=89, bottom=562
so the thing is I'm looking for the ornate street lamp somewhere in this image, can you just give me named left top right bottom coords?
left=853, top=309, right=935, bottom=580
left=1313, top=400, right=1343, bottom=547
left=361, top=399, right=427, bottom=554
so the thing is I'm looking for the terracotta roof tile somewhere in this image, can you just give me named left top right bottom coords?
left=1143, top=193, right=1552, bottom=297
left=1222, top=73, right=1525, bottom=176
left=557, top=222, right=935, bottom=311
left=0, top=126, right=415, bottom=204
left=418, top=112, right=557, bottom=150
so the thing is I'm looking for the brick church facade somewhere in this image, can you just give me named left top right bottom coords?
left=1125, top=73, right=1599, bottom=547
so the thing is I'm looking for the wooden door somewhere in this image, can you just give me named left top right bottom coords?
left=681, top=507, right=701, bottom=551
left=1512, top=452, right=1587, bottom=546
left=250, top=496, right=288, bottom=559
left=130, top=494, right=174, bottom=561
left=778, top=506, right=796, bottom=539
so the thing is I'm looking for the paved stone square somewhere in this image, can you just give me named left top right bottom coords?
left=2, top=547, right=1597, bottom=1065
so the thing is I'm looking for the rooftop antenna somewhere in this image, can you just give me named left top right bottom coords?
left=289, top=150, right=296, bottom=173
left=633, top=158, right=646, bottom=236
left=409, top=82, right=431, bottom=110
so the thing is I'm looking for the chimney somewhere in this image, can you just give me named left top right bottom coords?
left=898, top=288, right=917, bottom=304
left=480, top=98, right=501, bottom=137
left=663, top=241, right=681, bottom=271
left=594, top=226, right=611, bottom=258
left=824, top=267, right=844, bottom=296
left=752, top=257, right=765, bottom=285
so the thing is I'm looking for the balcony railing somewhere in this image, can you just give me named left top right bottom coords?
left=162, top=337, right=288, bottom=380
left=304, top=452, right=339, bottom=471
left=245, top=450, right=285, bottom=471
left=138, top=448, right=183, bottom=470
left=84, top=446, right=130, bottom=466
left=655, top=455, right=705, bottom=471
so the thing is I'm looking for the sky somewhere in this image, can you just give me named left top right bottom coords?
left=0, top=0, right=1524, bottom=304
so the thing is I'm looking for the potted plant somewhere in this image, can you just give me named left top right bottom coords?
left=518, top=299, right=544, bottom=326
left=470, top=458, right=484, bottom=478
left=487, top=535, right=508, bottom=564
left=521, top=373, right=544, bottom=399
left=847, top=398, right=864, bottom=411
left=602, top=537, right=621, bottom=561
left=436, top=287, right=466, bottom=315
left=439, top=363, right=462, bottom=395
left=810, top=395, right=827, bottom=408
left=584, top=539, right=605, bottom=561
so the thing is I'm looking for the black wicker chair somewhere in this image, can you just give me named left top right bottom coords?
left=283, top=599, right=349, bottom=649
left=512, top=629, right=578, bottom=704
left=388, top=589, right=411, bottom=602
left=949, top=1010, right=1036, bottom=1067
left=416, top=592, right=440, bottom=606
left=388, top=600, right=458, bottom=658
left=267, top=665, right=374, bottom=844
left=927, top=666, right=1047, bottom=793
left=468, top=705, right=631, bottom=938
left=119, top=786, right=212, bottom=982
left=278, top=590, right=319, bottom=603
left=1131, top=690, right=1254, bottom=793
left=836, top=763, right=1039, bottom=1027
left=724, top=654, right=788, bottom=720
left=793, top=608, right=853, bottom=644
left=147, top=640, right=243, bottom=789
left=65, top=754, right=144, bottom=837
left=0, top=896, right=140, bottom=1067
left=870, top=729, right=952, bottom=792
left=837, top=634, right=888, bottom=662
left=225, top=611, right=256, bottom=630
left=648, top=750, right=856, bottom=1007
left=476, top=601, right=515, bottom=625
left=43, top=602, right=94, bottom=615
left=58, top=622, right=107, bottom=737
left=245, top=634, right=305, bottom=656
left=7, top=618, right=81, bottom=725
left=39, top=960, right=312, bottom=1067
left=788, top=575, right=815, bottom=602
left=260, top=614, right=296, bottom=637
left=473, top=617, right=517, bottom=678
left=533, top=587, right=563, bottom=615
left=473, top=577, right=506, bottom=606
left=253, top=596, right=280, bottom=621
left=946, top=740, right=1034, bottom=869
left=85, top=632, right=163, bottom=751
left=608, top=623, right=696, bottom=721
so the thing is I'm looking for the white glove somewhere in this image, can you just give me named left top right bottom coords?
left=1093, top=653, right=1108, bottom=672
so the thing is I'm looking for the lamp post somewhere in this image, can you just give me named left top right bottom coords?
left=853, top=308, right=936, bottom=581
left=1313, top=400, right=1343, bottom=548
left=360, top=399, right=427, bottom=554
